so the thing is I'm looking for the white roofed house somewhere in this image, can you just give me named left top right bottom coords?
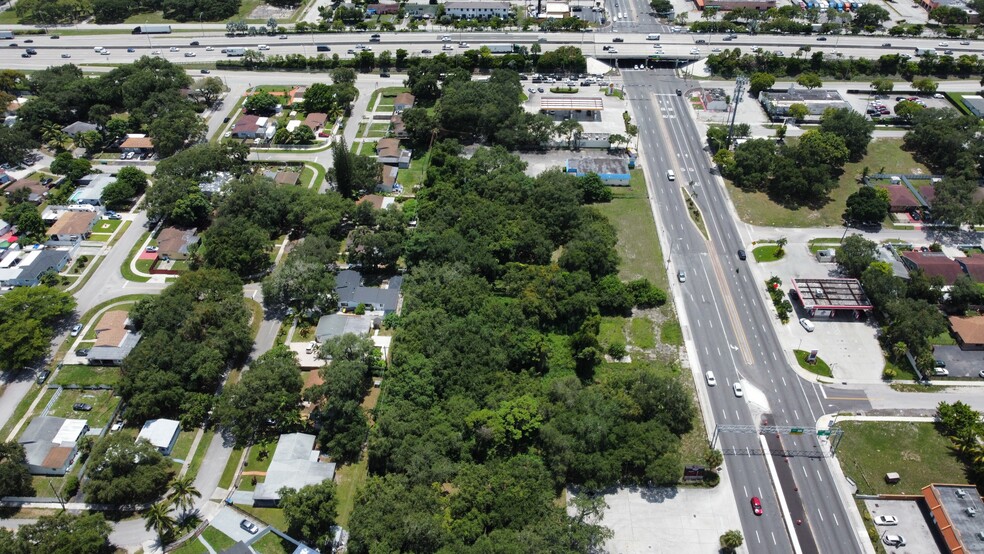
left=253, top=433, right=336, bottom=507
left=18, top=416, right=89, bottom=475
left=136, top=419, right=181, bottom=455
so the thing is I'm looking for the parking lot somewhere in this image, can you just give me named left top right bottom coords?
left=930, top=345, right=984, bottom=379
left=842, top=92, right=952, bottom=122
left=863, top=498, right=942, bottom=554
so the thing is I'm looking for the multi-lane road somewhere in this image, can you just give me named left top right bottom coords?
left=3, top=29, right=982, bottom=69
left=625, top=70, right=872, bottom=553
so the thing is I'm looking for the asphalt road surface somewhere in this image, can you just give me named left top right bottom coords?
left=624, top=69, right=868, bottom=553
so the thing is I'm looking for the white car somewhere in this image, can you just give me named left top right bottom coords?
left=169, top=46, right=179, bottom=52
left=705, top=371, right=716, bottom=386
left=441, top=35, right=451, bottom=42
left=733, top=382, right=744, bottom=397
left=458, top=42, right=469, bottom=48
left=874, top=515, right=899, bottom=526
left=934, top=367, right=949, bottom=376
left=938, top=42, right=949, bottom=47
left=933, top=93, right=944, bottom=99
left=799, top=318, right=815, bottom=332
left=205, top=46, right=214, bottom=51
left=882, top=534, right=905, bottom=547
left=184, top=52, right=196, bottom=57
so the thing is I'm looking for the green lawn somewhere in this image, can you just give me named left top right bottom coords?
left=120, top=232, right=151, bottom=282
left=52, top=365, right=121, bottom=387
left=92, top=219, right=122, bottom=234
left=629, top=317, right=656, bottom=349
left=661, top=319, right=683, bottom=346
left=593, top=170, right=666, bottom=288
left=359, top=141, right=378, bottom=156
left=44, top=389, right=120, bottom=430
left=727, top=139, right=929, bottom=228
left=368, top=87, right=409, bottom=111
left=930, top=329, right=957, bottom=346
left=752, top=245, right=785, bottom=262
left=200, top=527, right=237, bottom=552
left=368, top=123, right=390, bottom=138
left=335, top=456, right=369, bottom=528
left=837, top=421, right=970, bottom=495
left=169, top=430, right=197, bottom=463
left=184, top=429, right=214, bottom=481
left=237, top=506, right=287, bottom=531
left=599, top=317, right=627, bottom=348
left=794, top=349, right=833, bottom=378
left=251, top=530, right=295, bottom=554
left=807, top=238, right=843, bottom=254
left=398, top=151, right=431, bottom=189
left=349, top=140, right=362, bottom=154
left=219, top=448, right=243, bottom=489
left=171, top=538, right=209, bottom=554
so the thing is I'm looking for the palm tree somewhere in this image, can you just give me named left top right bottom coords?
left=555, top=119, right=583, bottom=150
left=775, top=237, right=788, bottom=257
left=40, top=122, right=70, bottom=151
left=74, top=130, right=100, bottom=154
left=167, top=475, right=201, bottom=513
left=143, top=502, right=176, bottom=546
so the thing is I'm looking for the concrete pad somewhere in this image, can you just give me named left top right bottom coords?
left=587, top=470, right=742, bottom=554
left=863, top=498, right=938, bottom=553
left=209, top=505, right=265, bottom=544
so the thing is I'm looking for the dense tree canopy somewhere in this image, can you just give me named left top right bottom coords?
left=0, top=513, right=114, bottom=554
left=0, top=441, right=33, bottom=498
left=83, top=433, right=174, bottom=505
left=280, top=482, right=339, bottom=550
left=0, top=286, right=76, bottom=372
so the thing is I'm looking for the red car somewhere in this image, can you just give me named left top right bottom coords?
left=751, top=497, right=763, bottom=516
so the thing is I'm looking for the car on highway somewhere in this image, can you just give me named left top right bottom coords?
left=73, top=403, right=93, bottom=412
left=608, top=48, right=618, bottom=54
left=169, top=46, right=179, bottom=52
left=960, top=41, right=970, bottom=45
left=441, top=35, right=451, bottom=42
left=24, top=39, right=33, bottom=43
left=939, top=42, right=949, bottom=47
left=70, top=324, right=83, bottom=337
left=733, top=382, right=744, bottom=397
left=152, top=50, right=161, bottom=55
left=882, top=534, right=905, bottom=547
left=705, top=371, right=716, bottom=386
left=200, top=69, right=210, bottom=74
left=677, top=270, right=686, bottom=283
left=8, top=43, right=18, bottom=47
left=816, top=36, right=827, bottom=41
left=799, top=318, right=815, bottom=332
left=190, top=41, right=199, bottom=46
left=874, top=515, right=898, bottom=526
left=881, top=42, right=892, bottom=47
left=240, top=519, right=259, bottom=534
left=36, top=370, right=50, bottom=384
left=184, top=52, right=196, bottom=57
left=612, top=37, right=623, bottom=42
left=421, top=49, right=432, bottom=54
left=750, top=497, right=762, bottom=515
left=737, top=249, right=746, bottom=260
left=50, top=35, right=60, bottom=39
left=127, top=47, right=135, bottom=52
left=711, top=48, right=721, bottom=52
left=20, top=53, right=30, bottom=58
left=205, top=46, right=214, bottom=51
left=459, top=42, right=469, bottom=48
left=944, top=49, right=954, bottom=55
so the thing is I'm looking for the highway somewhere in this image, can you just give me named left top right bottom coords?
left=625, top=70, right=869, bottom=553
left=3, top=30, right=983, bottom=70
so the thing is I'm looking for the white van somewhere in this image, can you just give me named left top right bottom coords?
left=94, top=46, right=104, bottom=52
left=258, top=44, right=270, bottom=50
left=666, top=169, right=675, bottom=181
left=647, top=33, right=661, bottom=40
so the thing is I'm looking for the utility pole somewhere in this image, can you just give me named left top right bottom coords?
left=726, top=74, right=748, bottom=148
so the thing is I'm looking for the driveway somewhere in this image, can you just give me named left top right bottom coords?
left=209, top=506, right=266, bottom=544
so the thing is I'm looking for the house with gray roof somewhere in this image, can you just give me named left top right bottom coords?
left=62, top=121, right=99, bottom=137
left=253, top=433, right=336, bottom=507
left=86, top=328, right=141, bottom=366
left=315, top=313, right=374, bottom=343
left=335, top=269, right=402, bottom=314
left=18, top=416, right=88, bottom=475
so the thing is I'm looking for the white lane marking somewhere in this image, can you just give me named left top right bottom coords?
left=817, top=509, right=824, bottom=522
left=772, top=532, right=777, bottom=545
left=816, top=469, right=823, bottom=483
left=833, top=513, right=839, bottom=526
left=755, top=530, right=761, bottom=543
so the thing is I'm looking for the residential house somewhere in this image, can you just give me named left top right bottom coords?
left=70, top=174, right=116, bottom=206
left=566, top=157, right=630, bottom=186
left=156, top=226, right=199, bottom=260
left=314, top=313, right=375, bottom=343
left=198, top=172, right=234, bottom=196
left=301, top=112, right=329, bottom=135
left=231, top=115, right=277, bottom=140
left=901, top=251, right=966, bottom=285
left=390, top=113, right=407, bottom=139
left=0, top=219, right=10, bottom=235
left=379, top=164, right=401, bottom=193
left=375, top=138, right=411, bottom=168
left=956, top=253, right=984, bottom=282
left=85, top=309, right=141, bottom=365
left=41, top=204, right=102, bottom=225
left=0, top=248, right=70, bottom=287
left=4, top=179, right=47, bottom=204
left=263, top=170, right=301, bottom=186
left=335, top=269, right=403, bottom=313
left=393, top=93, right=415, bottom=113
left=46, top=210, right=98, bottom=245
left=136, top=419, right=181, bottom=455
left=948, top=316, right=984, bottom=350
left=444, top=1, right=513, bottom=18
left=62, top=121, right=99, bottom=137
left=120, top=135, right=155, bottom=155
left=18, top=416, right=88, bottom=476
left=882, top=185, right=922, bottom=213
left=253, top=433, right=336, bottom=507
left=367, top=2, right=400, bottom=14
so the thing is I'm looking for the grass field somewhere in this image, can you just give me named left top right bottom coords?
left=752, top=245, right=785, bottom=262
left=794, top=349, right=833, bottom=378
left=358, top=141, right=378, bottom=156
left=237, top=506, right=287, bottom=531
left=837, top=421, right=968, bottom=495
left=727, top=139, right=929, bottom=228
left=120, top=231, right=151, bottom=282
left=661, top=319, right=683, bottom=346
left=368, top=87, right=409, bottom=111
left=594, top=170, right=666, bottom=288
left=184, top=429, right=214, bottom=481
left=219, top=448, right=243, bottom=489
left=807, top=238, right=843, bottom=254
left=251, top=530, right=295, bottom=554
left=201, top=527, right=237, bottom=552
left=171, top=537, right=208, bottom=554
left=398, top=151, right=431, bottom=189
left=335, top=456, right=369, bottom=528
left=45, top=389, right=120, bottom=429
left=52, top=365, right=121, bottom=387
left=629, top=317, right=656, bottom=349
left=169, top=430, right=197, bottom=464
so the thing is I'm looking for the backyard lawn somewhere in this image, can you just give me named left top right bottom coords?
left=335, top=456, right=368, bottom=528
left=201, top=527, right=237, bottom=552
left=727, top=139, right=930, bottom=228
left=398, top=151, right=431, bottom=189
left=251, top=530, right=295, bottom=554
left=52, top=365, right=121, bottom=387
left=44, top=389, right=120, bottom=429
left=837, top=421, right=968, bottom=495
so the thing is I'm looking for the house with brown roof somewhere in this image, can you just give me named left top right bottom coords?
left=367, top=2, right=400, bottom=14
left=302, top=112, right=329, bottom=134
left=380, top=165, right=400, bottom=193
left=948, top=316, right=984, bottom=350
left=356, top=194, right=385, bottom=210
left=231, top=115, right=277, bottom=140
left=882, top=185, right=921, bottom=212
left=120, top=136, right=155, bottom=154
left=18, top=416, right=88, bottom=476
left=390, top=113, right=407, bottom=138
left=4, top=179, right=47, bottom=204
left=46, top=211, right=97, bottom=244
left=156, top=226, right=199, bottom=260
left=94, top=310, right=130, bottom=348
left=393, top=93, right=416, bottom=112
left=901, top=251, right=966, bottom=285
left=956, top=253, right=984, bottom=282
left=376, top=138, right=411, bottom=168
left=86, top=309, right=141, bottom=365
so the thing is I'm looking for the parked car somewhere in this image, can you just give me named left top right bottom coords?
left=882, top=534, right=905, bottom=547
left=75, top=348, right=90, bottom=357
left=799, top=318, right=815, bottom=332
left=750, top=497, right=763, bottom=515
left=240, top=520, right=259, bottom=534
left=934, top=367, right=949, bottom=376
left=70, top=324, right=82, bottom=337
left=73, top=403, right=93, bottom=412
left=145, top=246, right=159, bottom=253
left=933, top=93, right=945, bottom=99
left=36, top=370, right=50, bottom=384
left=874, top=515, right=898, bottom=526
left=107, top=213, right=122, bottom=220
